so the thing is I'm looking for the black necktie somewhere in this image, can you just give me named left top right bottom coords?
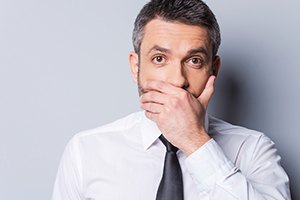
left=156, top=135, right=184, bottom=200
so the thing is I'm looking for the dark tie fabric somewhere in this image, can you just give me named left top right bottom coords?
left=156, top=135, right=184, bottom=200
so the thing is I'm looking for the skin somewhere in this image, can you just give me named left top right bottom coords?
left=129, top=19, right=221, bottom=156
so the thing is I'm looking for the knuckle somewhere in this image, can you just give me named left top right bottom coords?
left=151, top=91, right=158, bottom=99
left=146, top=92, right=153, bottom=100
left=170, top=97, right=180, bottom=108
left=141, top=93, right=148, bottom=101
left=140, top=95, right=145, bottom=102
left=180, top=91, right=189, bottom=100
left=164, top=106, right=170, bottom=113
left=149, top=104, right=154, bottom=111
left=155, top=82, right=162, bottom=90
left=143, top=92, right=154, bottom=102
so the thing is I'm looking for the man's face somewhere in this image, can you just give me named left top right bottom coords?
left=130, top=19, right=219, bottom=98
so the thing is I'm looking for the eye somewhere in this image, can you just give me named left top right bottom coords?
left=186, top=57, right=204, bottom=68
left=152, top=55, right=166, bottom=64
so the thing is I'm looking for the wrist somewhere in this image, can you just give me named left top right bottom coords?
left=181, top=131, right=211, bottom=156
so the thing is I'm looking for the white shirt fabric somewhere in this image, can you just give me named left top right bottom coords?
left=52, top=111, right=290, bottom=200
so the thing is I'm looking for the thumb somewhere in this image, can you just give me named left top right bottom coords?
left=198, top=75, right=216, bottom=109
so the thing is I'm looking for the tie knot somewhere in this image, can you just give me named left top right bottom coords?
left=159, top=135, right=178, bottom=152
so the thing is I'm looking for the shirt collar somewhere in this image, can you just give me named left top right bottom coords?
left=140, top=111, right=210, bottom=151
left=140, top=111, right=161, bottom=151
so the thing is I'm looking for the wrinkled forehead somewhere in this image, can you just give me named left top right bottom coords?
left=140, top=19, right=213, bottom=58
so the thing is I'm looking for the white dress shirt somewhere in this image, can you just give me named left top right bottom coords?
left=52, top=111, right=290, bottom=200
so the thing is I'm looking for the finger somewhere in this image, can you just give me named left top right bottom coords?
left=144, top=80, right=181, bottom=95
left=140, top=91, right=168, bottom=104
left=198, top=75, right=216, bottom=108
left=145, top=110, right=159, bottom=122
left=140, top=102, right=164, bottom=114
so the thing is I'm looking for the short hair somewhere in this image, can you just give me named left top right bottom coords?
left=132, top=0, right=221, bottom=57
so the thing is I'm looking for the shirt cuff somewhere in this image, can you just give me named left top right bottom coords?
left=185, top=139, right=235, bottom=193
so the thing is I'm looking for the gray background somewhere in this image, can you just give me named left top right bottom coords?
left=0, top=0, right=298, bottom=199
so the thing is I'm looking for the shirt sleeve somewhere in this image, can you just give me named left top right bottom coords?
left=185, top=137, right=291, bottom=200
left=51, top=136, right=83, bottom=200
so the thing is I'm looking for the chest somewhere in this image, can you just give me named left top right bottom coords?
left=80, top=145, right=203, bottom=200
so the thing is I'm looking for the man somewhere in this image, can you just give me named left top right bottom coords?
left=52, top=0, right=291, bottom=199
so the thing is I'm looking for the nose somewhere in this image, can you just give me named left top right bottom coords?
left=166, top=64, right=189, bottom=89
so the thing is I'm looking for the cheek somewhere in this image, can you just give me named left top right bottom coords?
left=186, top=72, right=210, bottom=97
left=190, top=82, right=206, bottom=97
left=138, top=62, right=165, bottom=84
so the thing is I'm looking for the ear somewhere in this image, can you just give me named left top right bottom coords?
left=212, top=56, right=221, bottom=77
left=129, top=51, right=139, bottom=84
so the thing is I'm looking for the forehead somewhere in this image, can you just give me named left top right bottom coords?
left=140, top=19, right=212, bottom=55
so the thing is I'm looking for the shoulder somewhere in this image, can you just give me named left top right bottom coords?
left=208, top=115, right=265, bottom=143
left=208, top=115, right=273, bottom=165
left=67, top=111, right=144, bottom=149
left=75, top=111, right=142, bottom=138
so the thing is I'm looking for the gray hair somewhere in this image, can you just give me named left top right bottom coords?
left=132, top=0, right=221, bottom=57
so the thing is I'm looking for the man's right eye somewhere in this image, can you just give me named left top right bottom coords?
left=152, top=55, right=166, bottom=64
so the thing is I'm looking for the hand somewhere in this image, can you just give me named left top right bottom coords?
left=140, top=76, right=216, bottom=156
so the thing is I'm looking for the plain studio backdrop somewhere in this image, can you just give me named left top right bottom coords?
left=0, top=0, right=299, bottom=199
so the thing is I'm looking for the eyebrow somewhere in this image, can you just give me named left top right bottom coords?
left=187, top=47, right=208, bottom=56
left=147, top=45, right=209, bottom=57
left=147, top=45, right=171, bottom=55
